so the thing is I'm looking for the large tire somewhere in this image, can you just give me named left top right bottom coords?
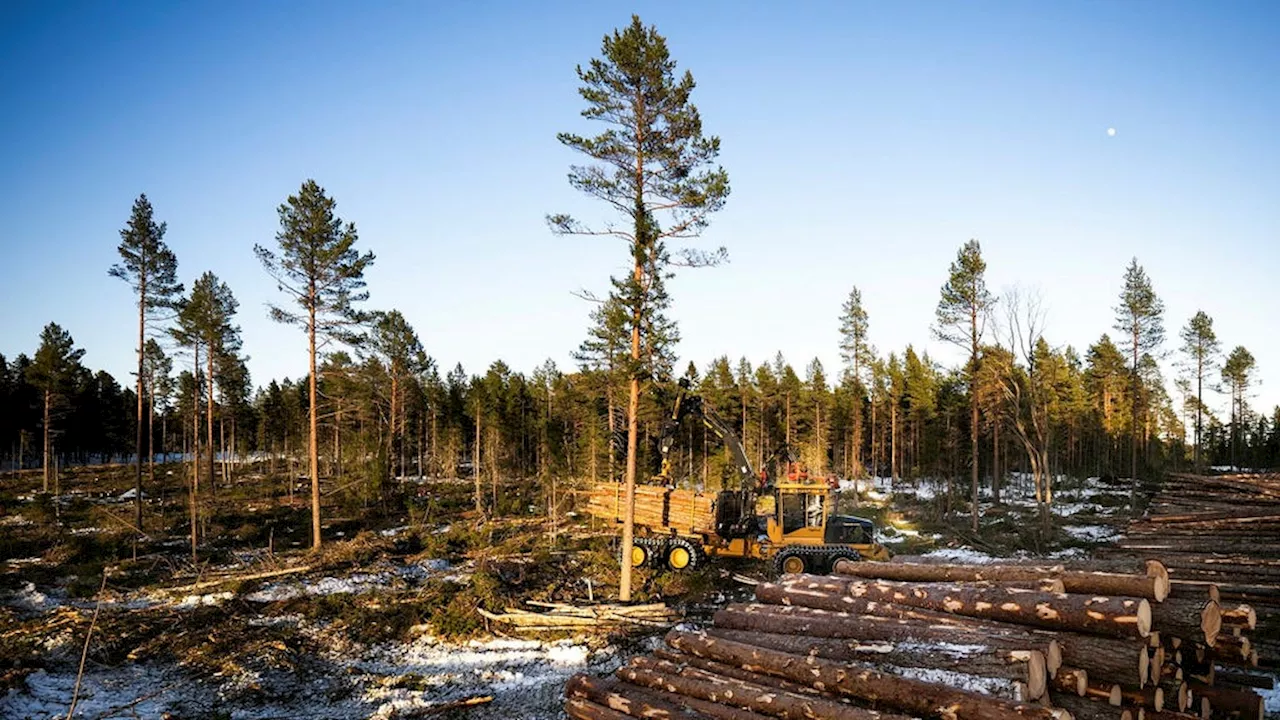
left=629, top=539, right=655, bottom=568
left=773, top=550, right=809, bottom=576
left=665, top=539, right=700, bottom=571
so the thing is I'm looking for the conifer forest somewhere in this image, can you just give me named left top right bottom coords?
left=2, top=8, right=1278, bottom=720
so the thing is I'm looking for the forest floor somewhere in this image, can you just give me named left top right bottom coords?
left=0, top=464, right=1157, bottom=719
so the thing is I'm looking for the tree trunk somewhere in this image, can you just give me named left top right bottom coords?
left=474, top=410, right=483, bottom=514
left=993, top=417, right=1002, bottom=504
left=206, top=340, right=216, bottom=499
left=565, top=675, right=707, bottom=720
left=758, top=577, right=1153, bottom=638
left=829, top=560, right=1170, bottom=601
left=308, top=295, right=321, bottom=549
left=971, top=311, right=980, bottom=534
left=705, top=628, right=1045, bottom=690
left=134, top=275, right=145, bottom=532
left=42, top=389, right=51, bottom=494
left=666, top=631, right=1069, bottom=720
left=190, top=342, right=200, bottom=560
left=616, top=661, right=912, bottom=720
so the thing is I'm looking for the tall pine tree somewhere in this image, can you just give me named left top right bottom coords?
left=1221, top=346, right=1256, bottom=469
left=256, top=180, right=375, bottom=549
left=110, top=194, right=182, bottom=530
left=1113, top=258, right=1164, bottom=492
left=1178, top=311, right=1219, bottom=470
left=838, top=286, right=871, bottom=476
left=26, top=323, right=85, bottom=495
left=549, top=15, right=730, bottom=601
left=934, top=239, right=993, bottom=533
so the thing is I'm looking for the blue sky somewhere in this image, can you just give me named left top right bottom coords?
left=1, top=1, right=1277, bottom=419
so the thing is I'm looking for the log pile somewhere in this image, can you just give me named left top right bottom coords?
left=584, top=482, right=716, bottom=534
left=563, top=557, right=1273, bottom=720
left=1102, top=472, right=1280, bottom=674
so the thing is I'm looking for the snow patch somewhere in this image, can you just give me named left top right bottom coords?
left=921, top=547, right=999, bottom=564
left=177, top=591, right=234, bottom=608
left=1062, top=525, right=1122, bottom=543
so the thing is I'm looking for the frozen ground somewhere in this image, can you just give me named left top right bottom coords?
left=0, top=634, right=617, bottom=720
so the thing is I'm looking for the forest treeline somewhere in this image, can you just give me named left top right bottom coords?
left=3, top=259, right=1277, bottom=504
left=2, top=15, right=1276, bottom=556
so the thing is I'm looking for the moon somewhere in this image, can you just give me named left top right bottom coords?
left=1107, top=127, right=1117, bottom=137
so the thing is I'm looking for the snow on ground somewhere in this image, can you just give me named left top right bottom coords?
left=0, top=633, right=616, bottom=720
left=356, top=636, right=616, bottom=720
left=3, top=582, right=59, bottom=613
left=920, top=547, right=1000, bottom=564
left=1061, top=525, right=1122, bottom=543
left=244, top=559, right=458, bottom=602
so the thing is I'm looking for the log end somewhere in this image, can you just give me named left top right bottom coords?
left=1201, top=600, right=1222, bottom=647
left=1028, top=650, right=1048, bottom=700
left=1150, top=646, right=1165, bottom=687
left=1137, top=598, right=1153, bottom=637
left=1199, top=695, right=1210, bottom=719
left=1108, top=684, right=1123, bottom=706
left=1046, top=639, right=1062, bottom=676
left=1139, top=646, right=1151, bottom=687
left=1153, top=686, right=1164, bottom=712
left=1177, top=682, right=1189, bottom=712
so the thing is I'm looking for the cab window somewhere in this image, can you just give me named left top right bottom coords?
left=780, top=493, right=824, bottom=533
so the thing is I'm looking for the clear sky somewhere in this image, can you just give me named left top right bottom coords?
left=1, top=1, right=1277, bottom=421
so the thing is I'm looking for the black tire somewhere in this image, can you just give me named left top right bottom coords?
left=665, top=538, right=700, bottom=571
left=773, top=550, right=809, bottom=576
left=629, top=538, right=660, bottom=568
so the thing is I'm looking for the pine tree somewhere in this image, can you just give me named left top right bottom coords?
left=1221, top=346, right=1256, bottom=469
left=369, top=311, right=428, bottom=481
left=1178, top=311, right=1219, bottom=470
left=1113, top=258, right=1164, bottom=491
left=26, top=323, right=85, bottom=495
left=173, top=272, right=241, bottom=500
left=141, top=338, right=173, bottom=494
left=933, top=239, right=994, bottom=533
left=838, top=286, right=871, bottom=476
left=256, top=180, right=375, bottom=549
left=549, top=15, right=730, bottom=601
left=109, top=194, right=182, bottom=530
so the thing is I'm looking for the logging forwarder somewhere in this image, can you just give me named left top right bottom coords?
left=587, top=379, right=891, bottom=576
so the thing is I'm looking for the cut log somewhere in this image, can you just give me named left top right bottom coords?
left=621, top=684, right=775, bottom=720
left=702, top=627, right=1046, bottom=695
left=1147, top=598, right=1219, bottom=646
left=1114, top=685, right=1163, bottom=712
left=834, top=561, right=1169, bottom=602
left=1220, top=604, right=1258, bottom=630
left=665, top=631, right=1071, bottom=720
left=566, top=697, right=642, bottom=720
left=1185, top=681, right=1263, bottom=720
left=1051, top=632, right=1152, bottom=689
left=775, top=576, right=1152, bottom=639
left=644, top=651, right=837, bottom=701
left=566, top=674, right=709, bottom=720
left=1213, top=667, right=1275, bottom=689
left=1051, top=667, right=1088, bottom=697
left=1045, top=692, right=1128, bottom=720
left=616, top=663, right=914, bottom=720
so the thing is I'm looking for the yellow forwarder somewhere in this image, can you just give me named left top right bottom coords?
left=585, top=379, right=890, bottom=575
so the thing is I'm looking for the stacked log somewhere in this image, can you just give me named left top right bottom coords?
left=583, top=482, right=716, bottom=534
left=1101, top=471, right=1280, bottom=683
left=564, top=554, right=1272, bottom=720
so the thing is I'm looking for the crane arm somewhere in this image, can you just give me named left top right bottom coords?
left=658, top=378, right=759, bottom=491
